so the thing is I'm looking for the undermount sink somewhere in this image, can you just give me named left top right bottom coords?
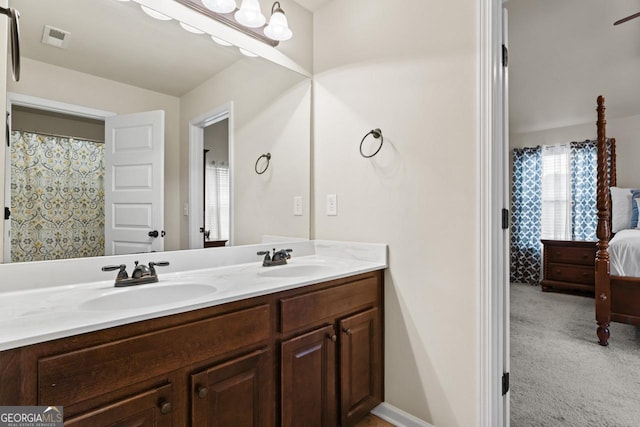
left=257, top=264, right=334, bottom=278
left=80, top=283, right=217, bottom=311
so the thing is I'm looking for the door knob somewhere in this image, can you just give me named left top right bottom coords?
left=148, top=230, right=159, bottom=238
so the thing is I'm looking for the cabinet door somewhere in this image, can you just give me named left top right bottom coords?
left=65, top=383, right=173, bottom=427
left=340, top=308, right=382, bottom=427
left=281, top=324, right=337, bottom=427
left=191, top=348, right=272, bottom=427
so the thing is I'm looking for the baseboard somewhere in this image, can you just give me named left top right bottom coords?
left=370, top=402, right=434, bottom=427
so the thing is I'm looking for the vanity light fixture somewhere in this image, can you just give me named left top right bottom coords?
left=174, top=0, right=293, bottom=46
left=140, top=5, right=172, bottom=21
left=264, top=1, right=291, bottom=41
left=202, top=0, right=237, bottom=14
left=234, top=0, right=266, bottom=28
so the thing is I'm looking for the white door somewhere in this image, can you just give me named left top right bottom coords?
left=104, top=110, right=164, bottom=255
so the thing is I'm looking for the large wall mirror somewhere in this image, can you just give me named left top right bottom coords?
left=3, top=0, right=311, bottom=263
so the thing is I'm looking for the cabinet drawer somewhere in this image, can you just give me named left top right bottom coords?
left=39, top=304, right=270, bottom=407
left=547, top=246, right=595, bottom=266
left=65, top=383, right=173, bottom=427
left=547, top=263, right=594, bottom=284
left=280, top=277, right=378, bottom=334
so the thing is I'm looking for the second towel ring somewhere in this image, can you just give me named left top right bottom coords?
left=359, top=128, right=384, bottom=158
left=255, top=153, right=271, bottom=174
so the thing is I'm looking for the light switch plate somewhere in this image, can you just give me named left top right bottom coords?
left=326, top=194, right=337, bottom=216
left=183, top=202, right=189, bottom=216
left=293, top=196, right=303, bottom=216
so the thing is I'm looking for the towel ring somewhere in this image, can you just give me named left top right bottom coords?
left=255, top=153, right=271, bottom=175
left=359, top=128, right=383, bottom=158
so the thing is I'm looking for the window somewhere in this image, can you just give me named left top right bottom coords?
left=540, top=144, right=571, bottom=240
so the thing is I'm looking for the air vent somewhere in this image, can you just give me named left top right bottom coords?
left=41, top=25, right=71, bottom=49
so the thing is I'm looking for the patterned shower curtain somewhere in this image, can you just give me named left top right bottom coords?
left=10, top=131, right=105, bottom=262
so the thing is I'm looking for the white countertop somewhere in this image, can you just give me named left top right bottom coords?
left=0, top=240, right=387, bottom=351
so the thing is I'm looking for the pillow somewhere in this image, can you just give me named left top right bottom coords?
left=632, top=189, right=640, bottom=228
left=610, top=187, right=634, bottom=233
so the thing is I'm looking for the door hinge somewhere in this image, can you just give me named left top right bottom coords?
left=4, top=207, right=10, bottom=220
left=6, top=111, right=10, bottom=147
left=502, top=372, right=510, bottom=395
left=501, top=208, right=509, bottom=230
left=502, top=44, right=508, bottom=67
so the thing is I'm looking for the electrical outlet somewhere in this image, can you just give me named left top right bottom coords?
left=183, top=202, right=189, bottom=216
left=293, top=196, right=303, bottom=216
left=326, top=194, right=337, bottom=216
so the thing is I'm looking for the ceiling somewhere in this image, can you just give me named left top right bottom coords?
left=507, top=0, right=640, bottom=134
left=292, top=0, right=331, bottom=12
left=11, top=0, right=300, bottom=97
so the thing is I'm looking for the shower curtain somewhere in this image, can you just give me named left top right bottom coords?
left=10, top=131, right=105, bottom=262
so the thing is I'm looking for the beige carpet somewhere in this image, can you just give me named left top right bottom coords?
left=510, top=283, right=640, bottom=427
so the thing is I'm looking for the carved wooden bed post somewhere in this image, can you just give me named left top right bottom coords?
left=595, top=95, right=611, bottom=346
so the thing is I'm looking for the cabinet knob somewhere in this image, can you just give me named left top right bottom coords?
left=343, top=328, right=352, bottom=336
left=158, top=400, right=172, bottom=415
left=327, top=333, right=337, bottom=342
left=196, top=386, right=209, bottom=399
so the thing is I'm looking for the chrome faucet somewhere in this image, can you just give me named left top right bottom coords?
left=257, top=248, right=293, bottom=267
left=102, top=261, right=170, bottom=287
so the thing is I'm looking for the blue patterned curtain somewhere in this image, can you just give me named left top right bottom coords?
left=10, top=131, right=105, bottom=262
left=570, top=140, right=597, bottom=241
left=511, top=147, right=543, bottom=284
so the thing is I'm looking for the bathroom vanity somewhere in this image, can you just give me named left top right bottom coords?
left=0, top=241, right=386, bottom=427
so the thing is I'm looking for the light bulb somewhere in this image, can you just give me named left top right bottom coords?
left=202, top=0, right=237, bottom=14
left=234, top=0, right=266, bottom=28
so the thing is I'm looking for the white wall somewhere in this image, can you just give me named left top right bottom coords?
left=180, top=59, right=311, bottom=247
left=5, top=58, right=182, bottom=251
left=313, top=1, right=477, bottom=426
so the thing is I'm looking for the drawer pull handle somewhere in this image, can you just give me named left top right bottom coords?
left=158, top=400, right=172, bottom=415
left=196, top=386, right=209, bottom=399
left=327, top=333, right=337, bottom=342
left=343, top=328, right=352, bottom=336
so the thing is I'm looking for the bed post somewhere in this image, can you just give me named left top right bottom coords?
left=596, top=95, right=611, bottom=346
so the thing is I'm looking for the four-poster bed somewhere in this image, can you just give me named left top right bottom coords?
left=595, top=95, right=640, bottom=346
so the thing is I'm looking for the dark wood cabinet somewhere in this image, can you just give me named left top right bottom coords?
left=541, top=239, right=596, bottom=293
left=281, top=325, right=337, bottom=427
left=279, top=276, right=383, bottom=427
left=0, top=270, right=383, bottom=427
left=340, top=308, right=382, bottom=427
left=192, top=348, right=272, bottom=427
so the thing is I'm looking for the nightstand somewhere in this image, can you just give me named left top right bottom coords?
left=540, top=239, right=596, bottom=293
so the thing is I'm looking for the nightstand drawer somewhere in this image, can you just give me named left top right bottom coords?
left=547, top=263, right=594, bottom=284
left=547, top=246, right=595, bottom=266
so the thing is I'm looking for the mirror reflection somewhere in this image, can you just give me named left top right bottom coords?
left=3, top=0, right=311, bottom=263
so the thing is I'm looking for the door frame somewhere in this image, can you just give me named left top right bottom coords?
left=3, top=93, right=114, bottom=262
left=478, top=0, right=509, bottom=426
left=188, top=102, right=234, bottom=249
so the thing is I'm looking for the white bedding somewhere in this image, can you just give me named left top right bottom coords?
left=609, top=229, right=640, bottom=277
